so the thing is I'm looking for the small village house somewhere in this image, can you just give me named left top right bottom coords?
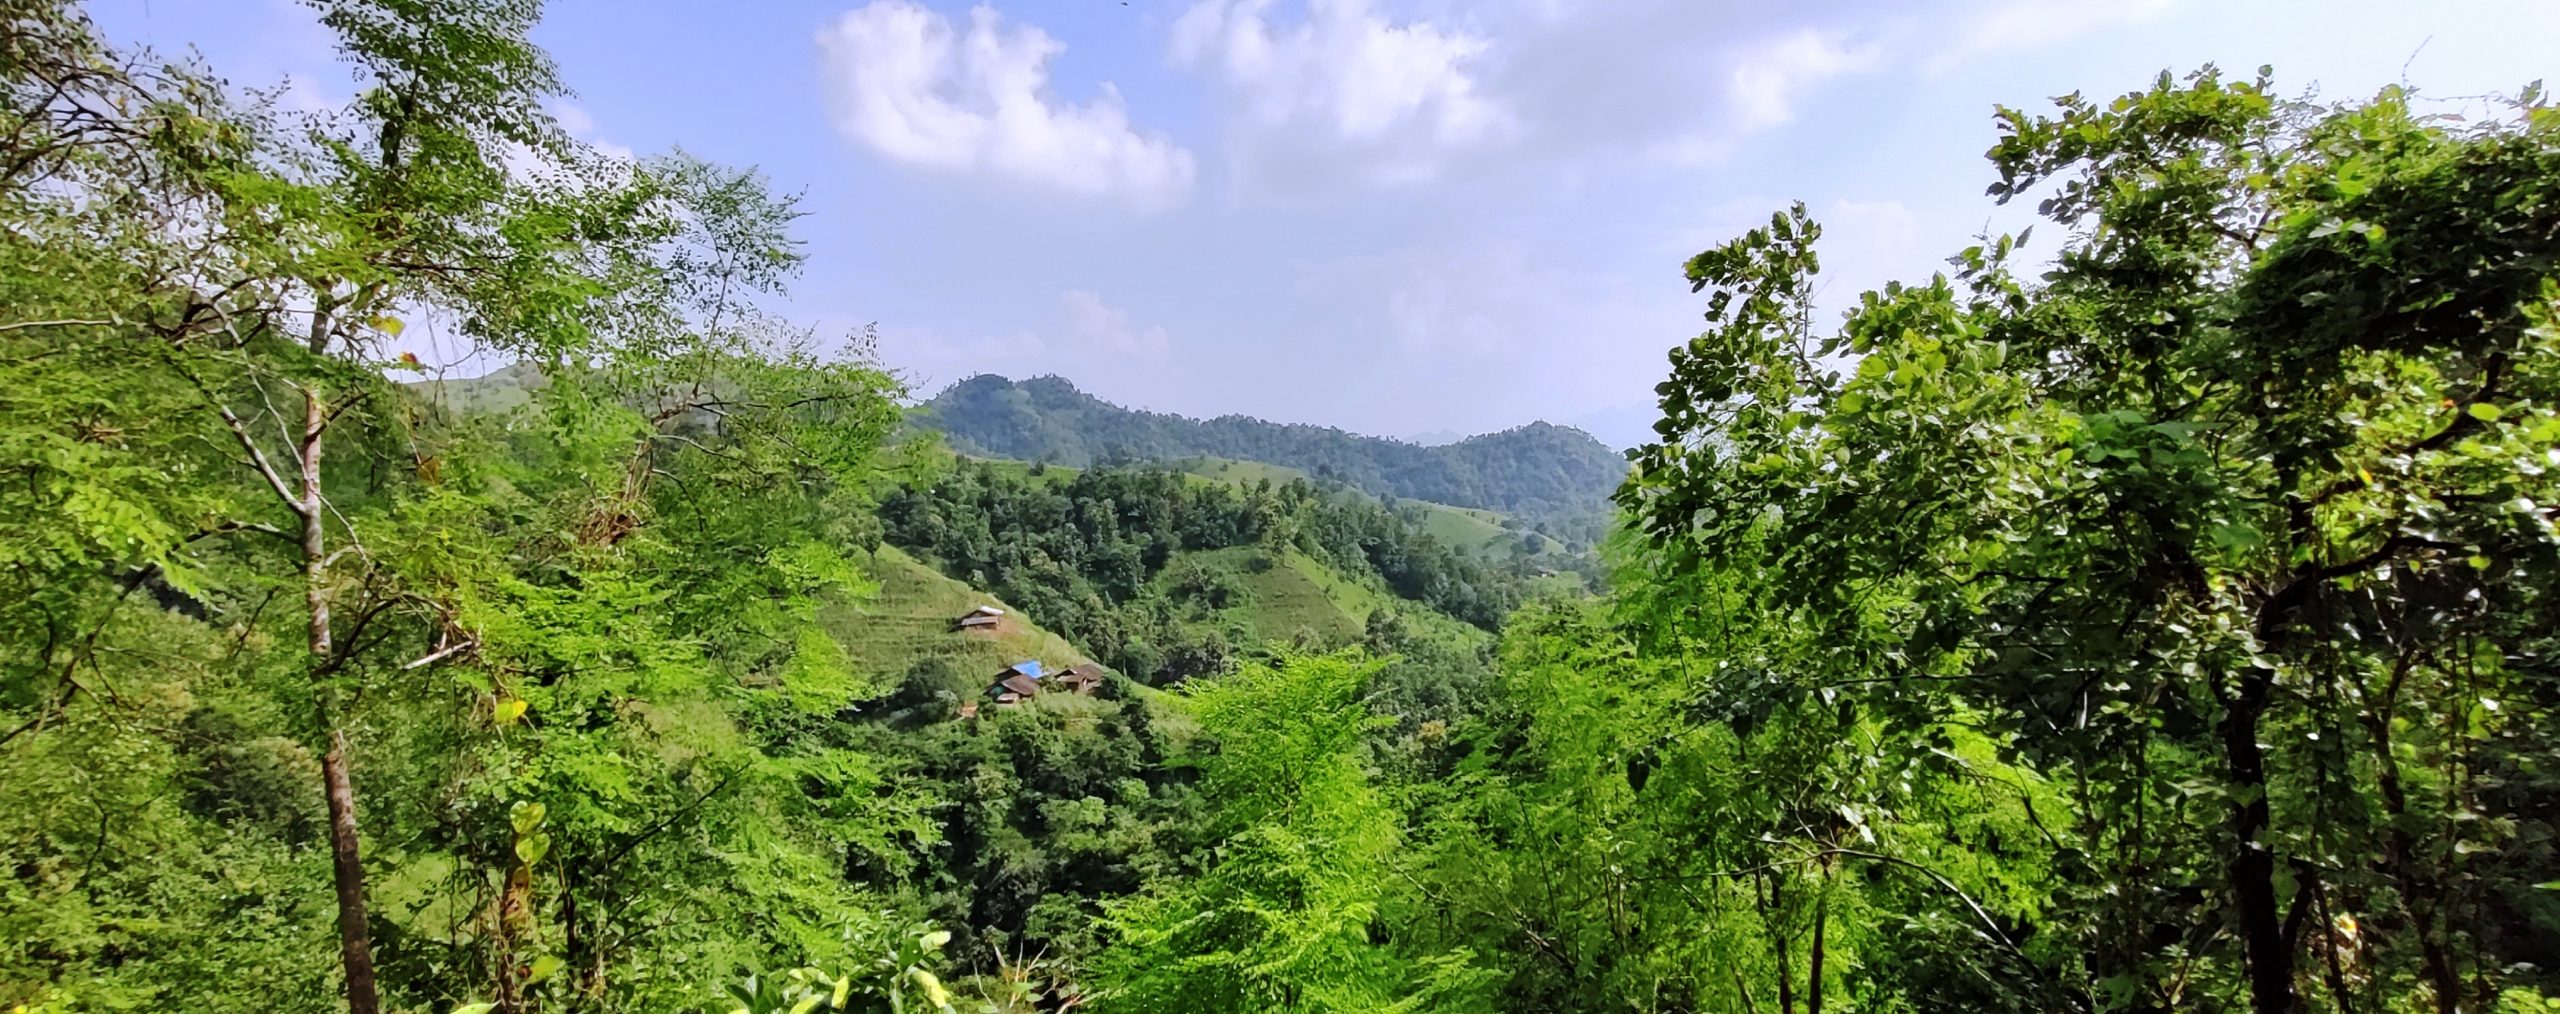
left=989, top=659, right=1043, bottom=705
left=1051, top=664, right=1104, bottom=696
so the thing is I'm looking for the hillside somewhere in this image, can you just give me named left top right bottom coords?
left=1151, top=546, right=1493, bottom=652
left=823, top=545, right=1099, bottom=688
left=914, top=374, right=1629, bottom=518
left=412, top=359, right=546, bottom=414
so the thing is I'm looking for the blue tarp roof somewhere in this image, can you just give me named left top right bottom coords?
left=1009, top=660, right=1044, bottom=680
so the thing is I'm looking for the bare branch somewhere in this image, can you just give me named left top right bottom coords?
left=177, top=365, right=302, bottom=511
left=399, top=637, right=477, bottom=671
left=0, top=317, right=119, bottom=333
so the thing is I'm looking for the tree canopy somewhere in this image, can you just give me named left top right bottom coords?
left=5, top=3, right=2557, bottom=1011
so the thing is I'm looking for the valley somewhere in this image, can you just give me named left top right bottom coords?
left=4, top=4, right=2556, bottom=1012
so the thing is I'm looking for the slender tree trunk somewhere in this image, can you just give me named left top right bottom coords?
left=1807, top=871, right=1828, bottom=1014
left=2220, top=666, right=2295, bottom=1014
left=2312, top=876, right=2353, bottom=1014
left=299, top=386, right=380, bottom=1014
left=1766, top=873, right=1795, bottom=1014
left=2365, top=717, right=2459, bottom=1013
left=323, top=726, right=380, bottom=1014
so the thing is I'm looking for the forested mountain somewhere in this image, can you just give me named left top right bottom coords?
left=7, top=3, right=2560, bottom=1013
left=915, top=374, right=1628, bottom=517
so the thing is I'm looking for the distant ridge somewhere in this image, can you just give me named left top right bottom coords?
left=912, top=374, right=1628, bottom=517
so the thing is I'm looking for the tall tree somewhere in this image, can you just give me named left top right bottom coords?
left=0, top=0, right=753, bottom=1006
left=1094, top=652, right=1491, bottom=1013
left=1624, top=71, right=2560, bottom=1011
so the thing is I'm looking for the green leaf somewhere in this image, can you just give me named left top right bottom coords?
left=2468, top=402, right=2504, bottom=422
left=910, top=969, right=953, bottom=1008
left=495, top=697, right=528, bottom=725
left=527, top=954, right=565, bottom=984
left=450, top=1005, right=498, bottom=1014
left=516, top=831, right=551, bottom=866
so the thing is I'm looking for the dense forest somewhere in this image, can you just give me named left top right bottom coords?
left=5, top=2, right=2559, bottom=1012
left=877, top=461, right=1521, bottom=671
left=917, top=374, right=1629, bottom=519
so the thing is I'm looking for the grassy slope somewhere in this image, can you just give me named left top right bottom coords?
left=822, top=545, right=1097, bottom=684
left=822, top=546, right=1202, bottom=736
left=967, top=456, right=1082, bottom=485
left=1156, top=546, right=1493, bottom=652
left=1177, top=457, right=1310, bottom=487
left=412, top=361, right=544, bottom=415
left=1178, top=454, right=1569, bottom=564
left=1408, top=501, right=1530, bottom=555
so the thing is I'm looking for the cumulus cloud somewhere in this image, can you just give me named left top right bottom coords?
left=817, top=1, right=1196, bottom=207
left=1171, top=0, right=1509, bottom=186
left=879, top=323, right=1048, bottom=393
left=874, top=291, right=1172, bottom=399
left=1061, top=290, right=1171, bottom=360
left=1729, top=30, right=1881, bottom=132
left=547, top=99, right=636, bottom=162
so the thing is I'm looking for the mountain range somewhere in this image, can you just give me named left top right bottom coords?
left=912, top=374, right=1630, bottom=518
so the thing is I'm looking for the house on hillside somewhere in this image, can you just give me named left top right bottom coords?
left=1051, top=665, right=1104, bottom=696
left=953, top=605, right=1004, bottom=632
left=989, top=660, right=1044, bottom=705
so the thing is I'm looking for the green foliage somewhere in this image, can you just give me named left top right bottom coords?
left=0, top=3, right=928, bottom=1009
left=1622, top=67, right=2560, bottom=1011
left=877, top=458, right=1516, bottom=682
left=1094, top=653, right=1492, bottom=1014
left=721, top=917, right=957, bottom=1014
left=9, top=6, right=2554, bottom=1011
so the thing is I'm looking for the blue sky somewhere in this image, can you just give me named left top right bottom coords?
left=96, top=0, right=2560, bottom=448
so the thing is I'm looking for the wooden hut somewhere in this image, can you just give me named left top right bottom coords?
left=1051, top=664, right=1105, bottom=695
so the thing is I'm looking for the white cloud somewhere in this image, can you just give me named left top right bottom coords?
left=547, top=99, right=636, bottom=162
left=817, top=1, right=1195, bottom=207
left=1729, top=30, right=1881, bottom=132
left=1927, top=0, right=2179, bottom=73
left=880, top=323, right=1048, bottom=394
left=1172, top=0, right=1509, bottom=186
left=1060, top=290, right=1171, bottom=360
left=1810, top=197, right=1932, bottom=315
left=872, top=292, right=1173, bottom=400
left=274, top=72, right=345, bottom=115
left=495, top=99, right=637, bottom=185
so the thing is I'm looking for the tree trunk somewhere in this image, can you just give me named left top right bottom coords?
left=300, top=387, right=380, bottom=1014
left=2220, top=667, right=2295, bottom=1014
left=323, top=727, right=381, bottom=1014
left=1768, top=873, right=1795, bottom=1014
left=1807, top=872, right=1828, bottom=1014
left=2368, top=726, right=2459, bottom=1013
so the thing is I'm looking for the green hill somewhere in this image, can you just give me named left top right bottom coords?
left=824, top=545, right=1100, bottom=686
left=412, top=359, right=547, bottom=414
left=1146, top=545, right=1494, bottom=656
left=914, top=374, right=1629, bottom=518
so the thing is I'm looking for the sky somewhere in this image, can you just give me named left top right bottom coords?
left=92, top=0, right=2560, bottom=449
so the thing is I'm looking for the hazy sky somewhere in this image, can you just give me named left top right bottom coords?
left=95, top=0, right=2560, bottom=448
